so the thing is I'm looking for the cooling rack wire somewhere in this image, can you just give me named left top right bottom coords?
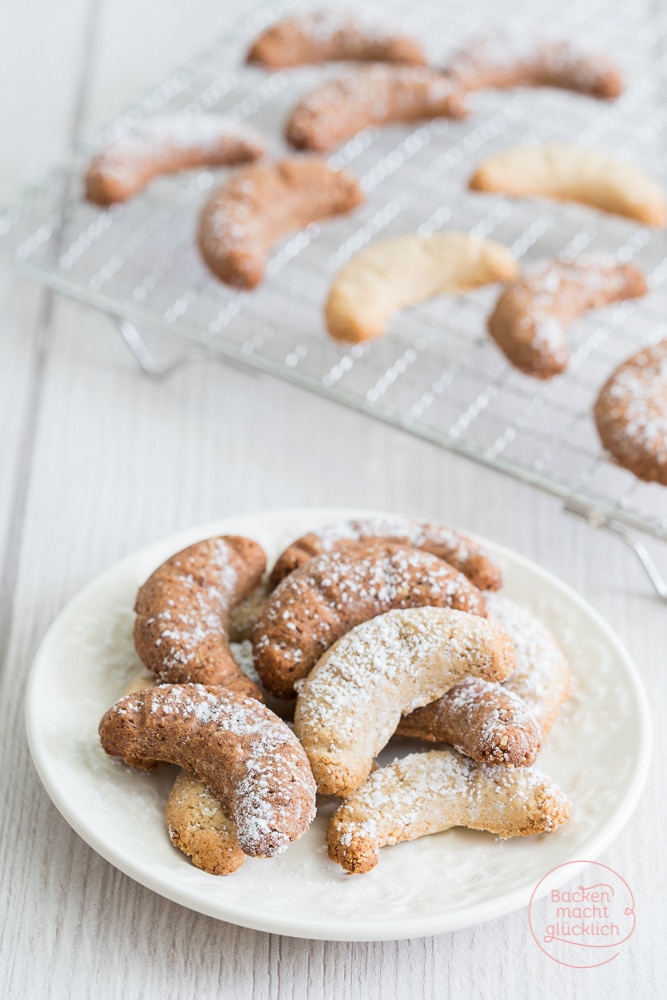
left=1, top=0, right=666, bottom=595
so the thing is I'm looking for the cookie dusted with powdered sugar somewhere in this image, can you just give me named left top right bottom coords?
left=444, top=34, right=622, bottom=98
left=294, top=607, right=514, bottom=796
left=397, top=594, right=572, bottom=762
left=99, top=684, right=317, bottom=858
left=253, top=541, right=487, bottom=699
left=133, top=535, right=266, bottom=693
left=247, top=10, right=426, bottom=68
left=327, top=749, right=571, bottom=873
left=197, top=157, right=363, bottom=288
left=84, top=115, right=265, bottom=205
left=594, top=340, right=667, bottom=485
left=487, top=258, right=646, bottom=379
left=166, top=770, right=245, bottom=875
left=269, top=513, right=503, bottom=591
left=286, top=65, right=467, bottom=152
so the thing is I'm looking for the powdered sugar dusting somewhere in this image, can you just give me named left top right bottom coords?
left=596, top=340, right=667, bottom=469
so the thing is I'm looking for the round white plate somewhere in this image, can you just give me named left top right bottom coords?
left=25, top=507, right=651, bottom=941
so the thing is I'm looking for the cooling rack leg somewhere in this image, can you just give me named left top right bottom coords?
left=564, top=502, right=667, bottom=601
left=116, top=318, right=217, bottom=381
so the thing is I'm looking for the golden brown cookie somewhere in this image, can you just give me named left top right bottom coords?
left=286, top=65, right=467, bottom=152
left=594, top=339, right=667, bottom=485
left=84, top=115, right=265, bottom=206
left=469, top=144, right=667, bottom=227
left=294, top=607, right=515, bottom=796
left=133, top=535, right=266, bottom=692
left=228, top=582, right=270, bottom=641
left=253, top=541, right=487, bottom=699
left=247, top=11, right=426, bottom=68
left=327, top=749, right=571, bottom=873
left=269, top=513, right=503, bottom=591
left=166, top=770, right=245, bottom=875
left=444, top=34, right=622, bottom=98
left=99, top=684, right=317, bottom=857
left=397, top=594, right=572, bottom=760
left=197, top=157, right=363, bottom=288
left=325, top=233, right=517, bottom=343
left=487, top=258, right=647, bottom=379
left=396, top=676, right=542, bottom=766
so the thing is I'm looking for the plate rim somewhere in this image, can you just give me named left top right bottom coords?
left=24, top=506, right=653, bottom=941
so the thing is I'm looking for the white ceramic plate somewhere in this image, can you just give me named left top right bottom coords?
left=25, top=507, right=651, bottom=941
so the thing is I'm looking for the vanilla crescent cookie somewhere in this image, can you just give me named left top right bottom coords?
left=197, top=157, right=363, bottom=288
left=293, top=607, right=515, bottom=796
left=99, top=684, right=317, bottom=858
left=487, top=258, right=647, bottom=378
left=326, top=749, right=571, bottom=873
left=325, top=233, right=517, bottom=344
left=253, top=541, right=487, bottom=699
left=133, top=535, right=266, bottom=693
left=396, top=676, right=542, bottom=766
left=286, top=65, right=467, bottom=152
left=594, top=339, right=667, bottom=485
left=469, top=144, right=667, bottom=227
left=166, top=770, right=245, bottom=875
left=247, top=11, right=426, bottom=68
left=269, top=514, right=503, bottom=591
left=84, top=115, right=265, bottom=206
left=397, top=594, right=572, bottom=760
left=444, top=34, right=622, bottom=99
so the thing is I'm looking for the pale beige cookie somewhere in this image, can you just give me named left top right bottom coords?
left=397, top=594, right=572, bottom=759
left=133, top=535, right=266, bottom=695
left=99, top=684, right=317, bottom=858
left=594, top=339, right=667, bottom=485
left=487, top=258, right=647, bottom=378
left=198, top=157, right=363, bottom=288
left=286, top=65, right=467, bottom=152
left=269, top=513, right=503, bottom=591
left=166, top=770, right=245, bottom=876
left=327, top=749, right=571, bottom=873
left=445, top=34, right=623, bottom=98
left=469, top=144, right=667, bottom=227
left=247, top=11, right=426, bottom=68
left=293, top=607, right=515, bottom=796
left=84, top=115, right=265, bottom=205
left=326, top=232, right=517, bottom=343
left=253, top=541, right=487, bottom=699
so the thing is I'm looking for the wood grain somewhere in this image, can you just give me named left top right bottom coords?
left=0, top=0, right=665, bottom=998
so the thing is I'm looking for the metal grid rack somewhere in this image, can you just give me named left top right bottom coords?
left=1, top=0, right=667, bottom=583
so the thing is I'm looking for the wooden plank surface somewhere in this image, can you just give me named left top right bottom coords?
left=0, top=1, right=665, bottom=997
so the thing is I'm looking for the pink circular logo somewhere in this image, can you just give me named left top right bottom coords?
left=528, top=860, right=636, bottom=968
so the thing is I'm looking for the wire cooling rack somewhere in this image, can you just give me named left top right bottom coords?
left=1, top=0, right=667, bottom=570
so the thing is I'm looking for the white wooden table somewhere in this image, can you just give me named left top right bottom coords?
left=1, top=1, right=665, bottom=996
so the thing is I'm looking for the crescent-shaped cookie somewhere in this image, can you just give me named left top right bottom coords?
left=99, top=684, right=317, bottom=858
left=247, top=11, right=426, bottom=68
left=286, top=65, right=467, bottom=152
left=327, top=749, right=571, bottom=873
left=133, top=535, right=266, bottom=693
left=444, top=35, right=622, bottom=98
left=325, top=232, right=517, bottom=343
left=293, top=607, right=515, bottom=796
left=469, top=144, right=667, bottom=227
left=166, top=770, right=245, bottom=875
left=253, top=541, right=487, bottom=699
left=197, top=157, right=363, bottom=288
left=594, top=339, right=667, bottom=485
left=269, top=513, right=503, bottom=591
left=396, top=594, right=572, bottom=760
left=487, top=258, right=647, bottom=378
left=84, top=116, right=265, bottom=206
